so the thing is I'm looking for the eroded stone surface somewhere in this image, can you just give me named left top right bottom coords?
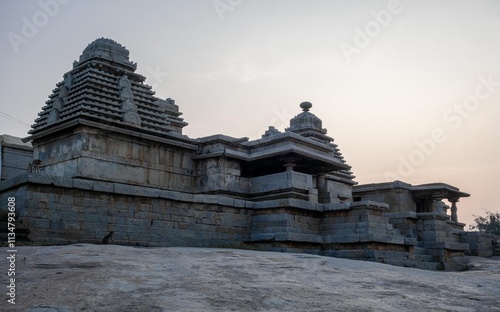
left=2, top=244, right=499, bottom=311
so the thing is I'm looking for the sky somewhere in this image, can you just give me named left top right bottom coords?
left=1, top=0, right=499, bottom=227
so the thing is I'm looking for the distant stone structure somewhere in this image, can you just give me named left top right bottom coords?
left=0, top=38, right=488, bottom=270
left=461, top=232, right=500, bottom=258
left=0, top=135, right=32, bottom=180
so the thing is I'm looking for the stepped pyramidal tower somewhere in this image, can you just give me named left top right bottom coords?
left=30, top=38, right=187, bottom=136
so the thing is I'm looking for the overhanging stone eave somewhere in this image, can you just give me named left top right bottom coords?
left=24, top=117, right=198, bottom=150
left=73, top=55, right=138, bottom=73
left=244, top=131, right=335, bottom=153
left=350, top=200, right=390, bottom=210
left=353, top=181, right=470, bottom=199
left=247, top=145, right=350, bottom=171
left=194, top=138, right=350, bottom=171
left=411, top=183, right=470, bottom=198
left=0, top=135, right=33, bottom=150
left=353, top=180, right=414, bottom=193
left=194, top=134, right=249, bottom=145
left=193, top=147, right=350, bottom=173
left=324, top=173, right=357, bottom=185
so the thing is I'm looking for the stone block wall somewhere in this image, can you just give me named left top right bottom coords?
left=321, top=205, right=404, bottom=242
left=353, top=187, right=416, bottom=213
left=320, top=204, right=414, bottom=266
left=416, top=217, right=465, bottom=246
left=461, top=232, right=500, bottom=257
left=248, top=171, right=313, bottom=201
left=247, top=200, right=415, bottom=266
left=196, top=157, right=248, bottom=195
left=249, top=208, right=322, bottom=244
left=33, top=125, right=198, bottom=192
left=417, top=217, right=451, bottom=242
left=1, top=174, right=252, bottom=247
left=0, top=172, right=476, bottom=271
left=0, top=136, right=33, bottom=181
left=319, top=178, right=353, bottom=203
left=385, top=212, right=418, bottom=238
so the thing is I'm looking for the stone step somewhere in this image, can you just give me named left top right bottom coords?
left=0, top=232, right=31, bottom=241
left=415, top=262, right=440, bottom=271
left=0, top=226, right=30, bottom=233
left=415, top=254, right=435, bottom=262
left=413, top=246, right=430, bottom=255
left=388, top=227, right=402, bottom=236
left=416, top=241, right=430, bottom=248
left=372, top=250, right=410, bottom=261
left=0, top=222, right=31, bottom=242
left=380, top=259, right=416, bottom=268
left=0, top=229, right=30, bottom=235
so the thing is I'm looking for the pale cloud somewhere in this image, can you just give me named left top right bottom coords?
left=189, top=51, right=291, bottom=84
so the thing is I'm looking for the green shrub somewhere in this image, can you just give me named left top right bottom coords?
left=469, top=210, right=500, bottom=235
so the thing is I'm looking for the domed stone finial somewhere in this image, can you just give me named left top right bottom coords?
left=75, top=37, right=136, bottom=70
left=300, top=101, right=312, bottom=112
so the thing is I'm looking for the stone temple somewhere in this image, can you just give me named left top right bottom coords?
left=1, top=38, right=490, bottom=270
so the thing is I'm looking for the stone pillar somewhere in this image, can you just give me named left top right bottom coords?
left=316, top=174, right=330, bottom=203
left=283, top=162, right=296, bottom=173
left=432, top=193, right=445, bottom=215
left=449, top=198, right=459, bottom=222
left=316, top=174, right=326, bottom=191
left=283, top=162, right=296, bottom=187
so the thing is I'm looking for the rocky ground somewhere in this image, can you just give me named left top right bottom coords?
left=1, top=244, right=499, bottom=311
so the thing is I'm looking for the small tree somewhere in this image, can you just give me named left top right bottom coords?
left=469, top=210, right=500, bottom=235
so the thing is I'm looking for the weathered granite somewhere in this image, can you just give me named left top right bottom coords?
left=0, top=134, right=33, bottom=181
left=0, top=38, right=478, bottom=271
left=461, top=232, right=500, bottom=257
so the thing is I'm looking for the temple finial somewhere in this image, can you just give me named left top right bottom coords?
left=300, top=101, right=312, bottom=112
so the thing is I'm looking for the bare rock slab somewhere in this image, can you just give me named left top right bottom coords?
left=2, top=244, right=500, bottom=311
